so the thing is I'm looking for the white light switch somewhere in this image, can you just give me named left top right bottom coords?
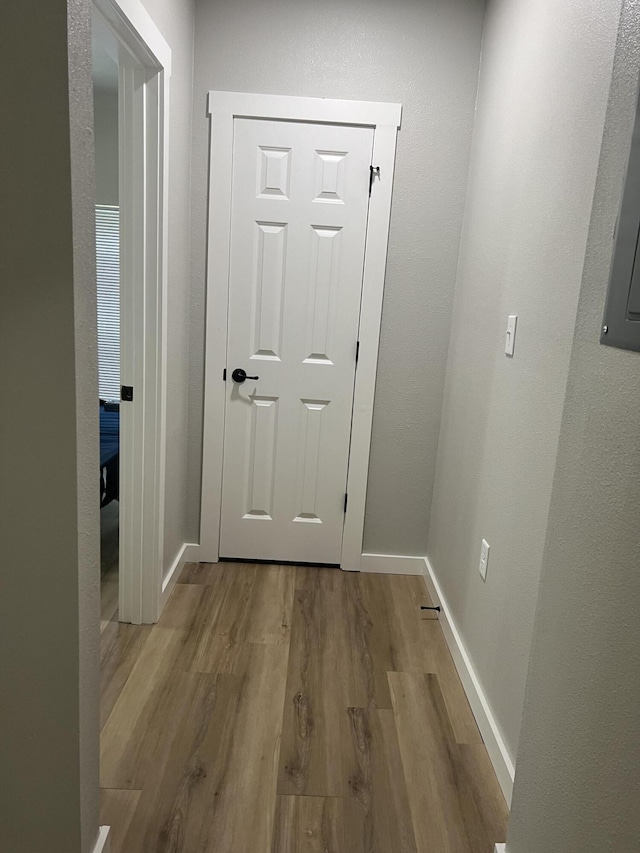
left=505, top=314, right=518, bottom=356
left=479, top=539, right=490, bottom=581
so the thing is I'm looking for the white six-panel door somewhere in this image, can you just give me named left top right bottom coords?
left=219, top=118, right=374, bottom=564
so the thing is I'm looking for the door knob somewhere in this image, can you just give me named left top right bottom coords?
left=231, top=368, right=259, bottom=383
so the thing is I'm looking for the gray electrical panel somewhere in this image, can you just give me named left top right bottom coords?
left=601, top=87, right=640, bottom=352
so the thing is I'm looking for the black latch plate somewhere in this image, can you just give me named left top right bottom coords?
left=121, top=385, right=134, bottom=402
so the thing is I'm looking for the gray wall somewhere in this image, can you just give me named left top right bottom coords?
left=140, top=0, right=196, bottom=573
left=0, top=1, right=100, bottom=851
left=187, top=0, right=486, bottom=554
left=427, top=0, right=624, bottom=765
left=507, top=1, right=640, bottom=848
left=93, top=86, right=118, bottom=205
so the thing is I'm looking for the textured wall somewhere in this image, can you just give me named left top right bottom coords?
left=140, top=0, right=196, bottom=572
left=187, top=0, right=485, bottom=555
left=0, top=1, right=100, bottom=850
left=507, top=2, right=640, bottom=849
left=69, top=2, right=103, bottom=846
left=427, top=0, right=624, bottom=764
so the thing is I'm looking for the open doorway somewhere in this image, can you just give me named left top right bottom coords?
left=93, top=20, right=121, bottom=630
left=91, top=0, right=171, bottom=625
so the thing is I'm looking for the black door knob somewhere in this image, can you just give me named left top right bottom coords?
left=231, top=368, right=260, bottom=383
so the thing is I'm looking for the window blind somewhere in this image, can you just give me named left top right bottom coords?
left=96, top=204, right=120, bottom=401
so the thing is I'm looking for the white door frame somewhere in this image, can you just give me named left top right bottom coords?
left=199, top=92, right=401, bottom=572
left=93, top=0, right=171, bottom=622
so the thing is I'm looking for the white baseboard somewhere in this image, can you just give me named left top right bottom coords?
left=92, top=826, right=110, bottom=853
left=360, top=553, right=425, bottom=575
left=422, top=556, right=515, bottom=806
left=495, top=845, right=506, bottom=852
left=160, top=542, right=200, bottom=608
left=183, top=543, right=201, bottom=563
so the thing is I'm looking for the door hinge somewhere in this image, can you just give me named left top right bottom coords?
left=355, top=340, right=360, bottom=365
left=223, top=368, right=227, bottom=381
left=121, top=385, right=133, bottom=402
left=344, top=493, right=348, bottom=513
left=369, top=165, right=380, bottom=196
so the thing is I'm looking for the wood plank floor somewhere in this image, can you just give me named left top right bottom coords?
left=100, top=564, right=508, bottom=852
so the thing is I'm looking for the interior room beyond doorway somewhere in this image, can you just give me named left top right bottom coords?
left=93, top=18, right=121, bottom=630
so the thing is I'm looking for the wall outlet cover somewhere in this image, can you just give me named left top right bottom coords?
left=479, top=538, right=490, bottom=581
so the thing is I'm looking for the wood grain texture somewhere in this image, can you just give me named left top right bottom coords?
left=278, top=579, right=355, bottom=797
left=100, top=563, right=507, bottom=852
left=342, top=573, right=394, bottom=708
left=174, top=562, right=295, bottom=673
left=100, top=788, right=141, bottom=853
left=272, top=796, right=347, bottom=853
left=189, top=643, right=288, bottom=853
left=177, top=560, right=222, bottom=585
left=433, top=639, right=483, bottom=744
left=389, top=671, right=505, bottom=853
left=119, top=669, right=225, bottom=850
left=347, top=707, right=418, bottom=852
left=101, top=585, right=207, bottom=787
left=100, top=620, right=151, bottom=729
left=124, top=643, right=288, bottom=852
left=458, top=744, right=510, bottom=844
left=246, top=563, right=295, bottom=645
left=176, top=563, right=258, bottom=675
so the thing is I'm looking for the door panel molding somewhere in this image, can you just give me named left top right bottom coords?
left=200, top=91, right=401, bottom=571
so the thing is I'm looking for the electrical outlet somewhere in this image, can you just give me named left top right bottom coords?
left=479, top=539, right=490, bottom=581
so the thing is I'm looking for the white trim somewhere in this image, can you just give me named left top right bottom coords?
left=422, top=556, right=515, bottom=805
left=94, top=0, right=171, bottom=624
left=183, top=543, right=202, bottom=563
left=160, top=542, right=201, bottom=608
left=341, top=118, right=399, bottom=572
left=91, top=826, right=110, bottom=853
left=495, top=845, right=507, bottom=852
left=93, top=0, right=171, bottom=75
left=206, top=91, right=401, bottom=127
left=360, top=553, right=425, bottom=575
left=198, top=91, right=401, bottom=568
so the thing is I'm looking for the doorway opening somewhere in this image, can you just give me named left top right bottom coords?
left=93, top=15, right=121, bottom=630
left=92, top=0, right=171, bottom=625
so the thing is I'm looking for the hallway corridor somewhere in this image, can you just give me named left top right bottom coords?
left=100, top=564, right=508, bottom=851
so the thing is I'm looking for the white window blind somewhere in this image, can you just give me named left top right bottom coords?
left=96, top=204, right=120, bottom=401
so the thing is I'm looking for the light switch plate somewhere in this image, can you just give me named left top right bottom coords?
left=479, top=539, right=490, bottom=581
left=505, top=314, right=517, bottom=356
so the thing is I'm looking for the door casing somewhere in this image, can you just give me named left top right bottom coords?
left=93, top=0, right=171, bottom=622
left=199, top=92, right=402, bottom=572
